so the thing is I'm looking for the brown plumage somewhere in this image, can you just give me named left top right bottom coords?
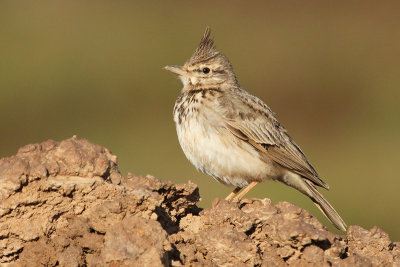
left=165, top=27, right=347, bottom=231
left=188, top=28, right=218, bottom=64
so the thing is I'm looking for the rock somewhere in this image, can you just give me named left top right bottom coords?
left=0, top=137, right=398, bottom=266
left=100, top=216, right=171, bottom=266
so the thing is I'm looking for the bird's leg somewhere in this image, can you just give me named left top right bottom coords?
left=232, top=181, right=259, bottom=202
left=225, top=187, right=242, bottom=201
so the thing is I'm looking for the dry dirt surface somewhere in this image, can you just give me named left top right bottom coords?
left=0, top=137, right=398, bottom=266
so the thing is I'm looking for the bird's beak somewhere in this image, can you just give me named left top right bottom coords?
left=164, top=65, right=187, bottom=76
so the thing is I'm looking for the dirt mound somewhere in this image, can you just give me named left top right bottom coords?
left=0, top=137, right=398, bottom=266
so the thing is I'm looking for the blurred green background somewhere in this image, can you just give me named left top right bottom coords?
left=1, top=1, right=399, bottom=239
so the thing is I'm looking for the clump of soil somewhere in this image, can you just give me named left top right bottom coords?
left=0, top=137, right=398, bottom=266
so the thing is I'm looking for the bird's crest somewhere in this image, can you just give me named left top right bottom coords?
left=188, top=27, right=218, bottom=64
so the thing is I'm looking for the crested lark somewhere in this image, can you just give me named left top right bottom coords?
left=165, top=28, right=347, bottom=231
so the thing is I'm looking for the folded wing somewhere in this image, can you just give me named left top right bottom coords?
left=218, top=90, right=329, bottom=190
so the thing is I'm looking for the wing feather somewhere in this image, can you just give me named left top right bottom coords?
left=219, top=90, right=329, bottom=190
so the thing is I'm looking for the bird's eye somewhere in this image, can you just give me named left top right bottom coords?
left=202, top=67, right=210, bottom=74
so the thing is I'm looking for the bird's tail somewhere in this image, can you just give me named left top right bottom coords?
left=303, top=179, right=347, bottom=231
left=279, top=174, right=347, bottom=231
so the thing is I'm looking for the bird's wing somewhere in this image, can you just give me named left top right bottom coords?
left=218, top=90, right=329, bottom=190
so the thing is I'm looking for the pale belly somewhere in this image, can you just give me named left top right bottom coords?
left=175, top=114, right=282, bottom=188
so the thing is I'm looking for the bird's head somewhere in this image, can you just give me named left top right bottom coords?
left=164, top=27, right=238, bottom=90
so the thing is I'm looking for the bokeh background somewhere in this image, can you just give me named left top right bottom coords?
left=1, top=1, right=399, bottom=239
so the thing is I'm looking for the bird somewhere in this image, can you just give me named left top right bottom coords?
left=164, top=27, right=347, bottom=231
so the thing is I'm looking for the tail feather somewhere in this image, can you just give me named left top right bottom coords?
left=303, top=180, right=347, bottom=231
left=279, top=173, right=347, bottom=231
